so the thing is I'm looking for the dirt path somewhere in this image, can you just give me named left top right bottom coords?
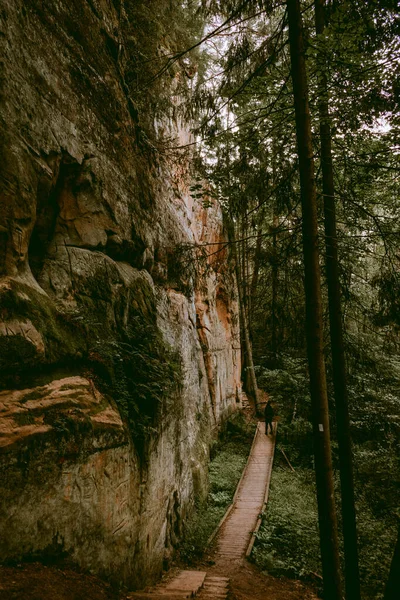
left=0, top=562, right=120, bottom=600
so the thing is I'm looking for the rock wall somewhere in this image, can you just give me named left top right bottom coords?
left=0, top=0, right=241, bottom=588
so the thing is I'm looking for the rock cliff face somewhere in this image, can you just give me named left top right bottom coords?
left=0, top=0, right=241, bottom=587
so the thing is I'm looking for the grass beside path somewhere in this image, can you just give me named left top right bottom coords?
left=252, top=466, right=321, bottom=581
left=179, top=413, right=255, bottom=564
left=252, top=431, right=399, bottom=600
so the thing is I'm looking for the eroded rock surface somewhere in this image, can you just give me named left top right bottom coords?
left=0, top=0, right=241, bottom=588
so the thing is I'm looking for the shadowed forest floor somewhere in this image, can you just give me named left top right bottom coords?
left=0, top=560, right=319, bottom=600
left=0, top=562, right=120, bottom=600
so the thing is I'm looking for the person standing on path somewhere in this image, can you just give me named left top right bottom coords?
left=264, top=400, right=274, bottom=435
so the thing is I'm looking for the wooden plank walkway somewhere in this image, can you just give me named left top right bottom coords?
left=213, top=421, right=276, bottom=564
left=128, top=571, right=207, bottom=599
left=127, top=421, right=276, bottom=600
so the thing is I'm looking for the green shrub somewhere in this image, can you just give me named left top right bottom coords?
left=89, top=315, right=182, bottom=461
left=252, top=469, right=321, bottom=580
left=253, top=347, right=400, bottom=599
left=356, top=496, right=398, bottom=600
left=256, top=355, right=311, bottom=423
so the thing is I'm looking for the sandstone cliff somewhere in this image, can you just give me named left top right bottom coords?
left=0, top=0, right=241, bottom=587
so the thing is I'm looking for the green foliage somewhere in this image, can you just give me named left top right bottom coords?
left=253, top=347, right=400, bottom=599
left=257, top=358, right=314, bottom=467
left=356, top=496, right=398, bottom=600
left=122, top=0, right=205, bottom=138
left=278, top=418, right=314, bottom=469
left=209, top=490, right=231, bottom=506
left=346, top=331, right=400, bottom=446
left=252, top=469, right=321, bottom=580
left=193, top=0, right=400, bottom=368
left=179, top=414, right=254, bottom=563
left=209, top=438, right=247, bottom=494
left=254, top=464, right=398, bottom=598
left=257, top=356, right=310, bottom=415
left=372, top=267, right=400, bottom=329
left=89, top=315, right=182, bottom=461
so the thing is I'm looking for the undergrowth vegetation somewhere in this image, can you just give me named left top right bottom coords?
left=252, top=469, right=320, bottom=580
left=88, top=310, right=182, bottom=462
left=179, top=413, right=255, bottom=564
left=253, top=348, right=400, bottom=599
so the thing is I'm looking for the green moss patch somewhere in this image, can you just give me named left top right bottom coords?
left=87, top=277, right=182, bottom=461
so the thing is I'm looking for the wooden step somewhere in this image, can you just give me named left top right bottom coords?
left=163, top=571, right=207, bottom=593
left=195, top=575, right=230, bottom=600
left=128, top=570, right=207, bottom=600
left=126, top=590, right=194, bottom=600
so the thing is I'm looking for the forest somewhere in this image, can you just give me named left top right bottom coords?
left=131, top=1, right=400, bottom=599
left=0, top=0, right=399, bottom=599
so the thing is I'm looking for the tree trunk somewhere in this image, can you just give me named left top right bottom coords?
left=271, top=142, right=279, bottom=364
left=241, top=213, right=251, bottom=328
left=271, top=214, right=279, bottom=364
left=237, top=220, right=247, bottom=383
left=314, top=2, right=361, bottom=599
left=249, top=224, right=262, bottom=343
left=384, top=523, right=400, bottom=600
left=239, top=215, right=252, bottom=393
left=228, top=217, right=258, bottom=409
left=286, top=1, right=343, bottom=599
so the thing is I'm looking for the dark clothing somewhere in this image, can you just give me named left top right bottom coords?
left=265, top=403, right=274, bottom=419
left=264, top=402, right=274, bottom=435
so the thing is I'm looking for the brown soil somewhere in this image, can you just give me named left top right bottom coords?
left=201, top=555, right=320, bottom=600
left=0, top=562, right=122, bottom=600
left=0, top=559, right=320, bottom=600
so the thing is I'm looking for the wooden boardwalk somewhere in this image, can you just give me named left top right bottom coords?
left=128, top=421, right=276, bottom=600
left=213, top=421, right=276, bottom=564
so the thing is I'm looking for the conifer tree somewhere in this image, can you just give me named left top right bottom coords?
left=286, top=1, right=342, bottom=597
left=314, top=1, right=361, bottom=598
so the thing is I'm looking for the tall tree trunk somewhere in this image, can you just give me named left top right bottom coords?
left=384, top=523, right=400, bottom=600
left=228, top=216, right=258, bottom=409
left=237, top=220, right=247, bottom=380
left=271, top=141, right=279, bottom=364
left=282, top=257, right=289, bottom=346
left=241, top=214, right=249, bottom=324
left=315, top=2, right=361, bottom=599
left=249, top=225, right=262, bottom=334
left=245, top=218, right=251, bottom=330
left=286, top=1, right=343, bottom=599
left=271, top=214, right=279, bottom=364
left=239, top=215, right=251, bottom=393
